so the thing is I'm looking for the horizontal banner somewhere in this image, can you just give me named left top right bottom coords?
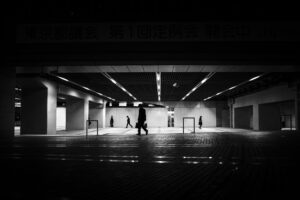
left=16, top=22, right=300, bottom=43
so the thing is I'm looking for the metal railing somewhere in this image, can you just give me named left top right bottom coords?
left=183, top=117, right=195, bottom=134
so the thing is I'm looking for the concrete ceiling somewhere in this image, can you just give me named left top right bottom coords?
left=17, top=65, right=300, bottom=74
left=16, top=66, right=300, bottom=102
left=54, top=72, right=274, bottom=102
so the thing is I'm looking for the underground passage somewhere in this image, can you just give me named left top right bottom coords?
left=3, top=2, right=300, bottom=200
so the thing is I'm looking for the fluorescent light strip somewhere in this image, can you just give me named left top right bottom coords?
left=156, top=72, right=161, bottom=101
left=203, top=73, right=265, bottom=101
left=57, top=76, right=69, bottom=82
left=102, top=72, right=138, bottom=101
left=228, top=86, right=237, bottom=90
left=249, top=75, right=261, bottom=82
left=110, top=78, right=117, bottom=84
left=55, top=75, right=115, bottom=101
left=181, top=72, right=216, bottom=101
left=82, top=86, right=90, bottom=91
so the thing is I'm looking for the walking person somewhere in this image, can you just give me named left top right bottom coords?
left=126, top=116, right=133, bottom=128
left=137, top=104, right=148, bottom=135
left=110, top=116, right=114, bottom=127
left=199, top=116, right=202, bottom=129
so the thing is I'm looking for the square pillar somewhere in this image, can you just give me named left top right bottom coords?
left=253, top=104, right=259, bottom=130
left=89, top=101, right=105, bottom=128
left=21, top=79, right=57, bottom=135
left=102, top=101, right=106, bottom=128
left=66, top=98, right=89, bottom=130
left=296, top=84, right=300, bottom=130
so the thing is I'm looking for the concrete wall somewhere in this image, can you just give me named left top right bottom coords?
left=152, top=101, right=219, bottom=128
left=234, top=106, right=253, bottom=129
left=66, top=98, right=86, bottom=130
left=278, top=101, right=296, bottom=128
left=259, top=103, right=281, bottom=130
left=145, top=108, right=168, bottom=128
left=89, top=102, right=104, bottom=128
left=106, top=107, right=168, bottom=128
left=259, top=100, right=295, bottom=130
left=106, top=101, right=227, bottom=128
left=106, top=108, right=137, bottom=128
left=56, top=107, right=66, bottom=130
left=59, top=85, right=105, bottom=129
left=222, top=109, right=230, bottom=127
left=233, top=84, right=295, bottom=130
left=0, top=68, right=15, bottom=139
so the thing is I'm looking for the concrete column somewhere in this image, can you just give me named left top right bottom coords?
left=21, top=79, right=57, bottom=135
left=216, top=104, right=223, bottom=127
left=228, top=99, right=234, bottom=128
left=66, top=98, right=89, bottom=130
left=102, top=101, right=106, bottom=128
left=232, top=106, right=235, bottom=128
left=42, top=80, right=57, bottom=134
left=253, top=104, right=259, bottom=130
left=84, top=99, right=89, bottom=130
left=89, top=102, right=105, bottom=128
left=296, top=84, right=300, bottom=130
left=229, top=105, right=233, bottom=128
left=0, top=67, right=15, bottom=139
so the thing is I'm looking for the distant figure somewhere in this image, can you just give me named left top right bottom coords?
left=88, top=115, right=91, bottom=126
left=110, top=116, right=114, bottom=127
left=126, top=116, right=133, bottom=128
left=137, top=104, right=148, bottom=135
left=199, top=116, right=202, bottom=129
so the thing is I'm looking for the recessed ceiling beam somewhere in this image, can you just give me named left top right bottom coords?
left=203, top=73, right=266, bottom=101
left=54, top=74, right=115, bottom=101
left=181, top=72, right=216, bottom=101
left=101, top=72, right=138, bottom=101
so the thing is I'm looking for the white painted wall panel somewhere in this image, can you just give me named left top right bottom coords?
left=56, top=107, right=66, bottom=130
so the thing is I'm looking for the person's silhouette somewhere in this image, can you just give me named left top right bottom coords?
left=126, top=116, right=133, bottom=128
left=137, top=104, right=148, bottom=135
left=199, top=116, right=202, bottom=129
left=88, top=116, right=91, bottom=126
left=110, top=116, right=114, bottom=127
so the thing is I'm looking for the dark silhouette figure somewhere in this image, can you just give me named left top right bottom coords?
left=199, top=116, right=202, bottom=129
left=137, top=104, right=148, bottom=135
left=88, top=115, right=91, bottom=126
left=110, top=116, right=114, bottom=127
left=126, top=116, right=133, bottom=128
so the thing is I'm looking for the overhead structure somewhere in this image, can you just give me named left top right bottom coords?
left=101, top=72, right=138, bottom=101
left=203, top=74, right=265, bottom=101
left=55, top=74, right=115, bottom=101
left=181, top=72, right=216, bottom=101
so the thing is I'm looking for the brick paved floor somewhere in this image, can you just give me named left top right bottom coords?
left=1, top=130, right=300, bottom=200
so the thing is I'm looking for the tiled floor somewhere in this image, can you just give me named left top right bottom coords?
left=54, top=127, right=250, bottom=136
left=2, top=129, right=300, bottom=200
